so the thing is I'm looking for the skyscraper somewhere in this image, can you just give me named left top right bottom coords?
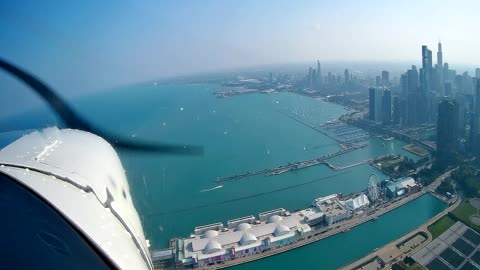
left=382, top=89, right=392, bottom=124
left=455, top=93, right=466, bottom=137
left=436, top=42, right=444, bottom=93
left=472, top=80, right=480, bottom=155
left=400, top=74, right=407, bottom=98
left=443, top=63, right=450, bottom=82
left=476, top=68, right=480, bottom=79
left=436, top=99, right=459, bottom=169
left=436, top=42, right=444, bottom=95
left=375, top=88, right=383, bottom=122
left=455, top=75, right=463, bottom=92
left=444, top=82, right=452, bottom=97
left=313, top=69, right=318, bottom=84
left=406, top=65, right=419, bottom=125
left=462, top=72, right=473, bottom=94
left=421, top=46, right=433, bottom=123
left=308, top=67, right=314, bottom=88
left=381, top=71, right=389, bottom=86
left=317, top=60, right=322, bottom=86
left=437, top=42, right=443, bottom=68
left=421, top=45, right=433, bottom=93
left=407, top=66, right=419, bottom=92
left=327, top=72, right=333, bottom=85
left=369, top=87, right=376, bottom=121
left=344, top=69, right=350, bottom=83
left=392, top=95, right=400, bottom=125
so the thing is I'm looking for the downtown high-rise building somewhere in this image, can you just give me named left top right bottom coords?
left=443, top=63, right=450, bottom=83
left=382, top=89, right=392, bottom=124
left=368, top=87, right=391, bottom=124
left=476, top=68, right=480, bottom=79
left=399, top=74, right=408, bottom=126
left=471, top=80, right=480, bottom=155
left=420, top=46, right=434, bottom=123
left=344, top=69, right=350, bottom=83
left=400, top=74, right=407, bottom=98
left=368, top=87, right=376, bottom=121
left=317, top=60, right=322, bottom=87
left=421, top=45, right=433, bottom=94
left=436, top=99, right=459, bottom=169
left=392, top=95, right=401, bottom=125
left=405, top=65, right=419, bottom=125
left=445, top=82, right=452, bottom=97
left=437, top=42, right=443, bottom=68
left=462, top=72, right=473, bottom=94
left=381, top=71, right=389, bottom=86
left=435, top=42, right=445, bottom=95
left=307, top=66, right=318, bottom=89
left=375, top=88, right=383, bottom=122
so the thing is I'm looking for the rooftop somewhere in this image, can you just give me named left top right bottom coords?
left=319, top=198, right=348, bottom=217
left=182, top=210, right=311, bottom=261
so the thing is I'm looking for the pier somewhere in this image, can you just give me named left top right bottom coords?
left=215, top=147, right=362, bottom=182
left=159, top=169, right=455, bottom=270
left=322, top=159, right=370, bottom=171
left=215, top=152, right=395, bottom=183
left=210, top=108, right=370, bottom=182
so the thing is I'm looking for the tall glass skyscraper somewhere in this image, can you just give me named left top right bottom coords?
left=437, top=99, right=459, bottom=168
left=421, top=45, right=433, bottom=93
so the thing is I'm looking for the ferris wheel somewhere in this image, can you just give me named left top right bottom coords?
left=368, top=174, right=380, bottom=203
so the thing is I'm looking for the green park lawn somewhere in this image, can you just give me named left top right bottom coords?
left=450, top=199, right=480, bottom=232
left=427, top=215, right=456, bottom=239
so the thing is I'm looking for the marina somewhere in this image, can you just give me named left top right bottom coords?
left=275, top=109, right=371, bottom=146
left=320, top=120, right=372, bottom=144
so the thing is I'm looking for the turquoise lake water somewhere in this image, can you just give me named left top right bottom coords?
left=1, top=82, right=445, bottom=269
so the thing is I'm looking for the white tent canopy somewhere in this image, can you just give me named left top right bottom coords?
left=345, top=194, right=370, bottom=211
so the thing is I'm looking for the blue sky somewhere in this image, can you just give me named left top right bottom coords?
left=1, top=0, right=479, bottom=95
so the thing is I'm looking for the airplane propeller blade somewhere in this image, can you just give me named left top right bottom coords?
left=0, top=58, right=203, bottom=155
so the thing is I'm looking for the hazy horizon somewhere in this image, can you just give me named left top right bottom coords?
left=1, top=0, right=480, bottom=95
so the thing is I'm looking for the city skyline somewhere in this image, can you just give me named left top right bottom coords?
left=1, top=0, right=480, bottom=95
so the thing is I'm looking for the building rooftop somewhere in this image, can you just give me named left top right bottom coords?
left=319, top=198, right=348, bottom=217
left=182, top=210, right=311, bottom=261
left=386, top=177, right=418, bottom=195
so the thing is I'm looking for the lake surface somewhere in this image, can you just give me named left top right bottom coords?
left=0, top=82, right=445, bottom=269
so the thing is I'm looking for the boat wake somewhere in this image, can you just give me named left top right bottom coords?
left=200, top=185, right=223, bottom=193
